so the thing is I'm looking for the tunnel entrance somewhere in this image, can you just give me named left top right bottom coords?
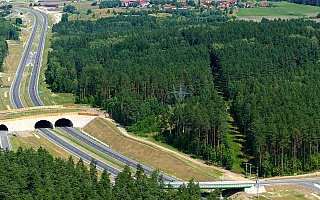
left=0, top=124, right=8, bottom=131
left=35, top=120, right=54, bottom=129
left=55, top=118, right=73, bottom=127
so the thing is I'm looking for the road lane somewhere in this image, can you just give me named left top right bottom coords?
left=0, top=131, right=11, bottom=150
left=29, top=10, right=47, bottom=107
left=36, top=128, right=120, bottom=177
left=10, top=8, right=39, bottom=109
left=60, top=127, right=178, bottom=182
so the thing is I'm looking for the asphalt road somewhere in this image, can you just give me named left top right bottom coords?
left=260, top=178, right=320, bottom=193
left=4, top=8, right=19, bottom=19
left=0, top=131, right=11, bottom=150
left=60, top=127, right=178, bottom=182
left=29, top=10, right=47, bottom=107
left=10, top=8, right=39, bottom=109
left=36, top=128, right=121, bottom=177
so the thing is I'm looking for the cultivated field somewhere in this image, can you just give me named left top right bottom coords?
left=237, top=2, right=320, bottom=21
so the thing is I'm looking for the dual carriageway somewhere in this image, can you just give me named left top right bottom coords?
left=2, top=7, right=320, bottom=195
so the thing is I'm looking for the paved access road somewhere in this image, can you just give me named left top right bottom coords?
left=29, top=9, right=47, bottom=107
left=0, top=131, right=11, bottom=150
left=60, top=127, right=178, bottom=182
left=10, top=8, right=39, bottom=109
left=37, top=128, right=120, bottom=177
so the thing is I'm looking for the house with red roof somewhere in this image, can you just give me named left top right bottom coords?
left=44, top=4, right=58, bottom=8
left=0, top=9, right=4, bottom=12
left=260, top=3, right=269, bottom=7
left=170, top=5, right=177, bottom=9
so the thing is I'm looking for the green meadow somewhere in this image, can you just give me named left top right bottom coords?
left=238, top=2, right=320, bottom=17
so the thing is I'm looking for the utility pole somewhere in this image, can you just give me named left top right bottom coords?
left=249, top=164, right=252, bottom=179
left=244, top=163, right=249, bottom=178
left=256, top=166, right=259, bottom=198
left=171, top=82, right=190, bottom=102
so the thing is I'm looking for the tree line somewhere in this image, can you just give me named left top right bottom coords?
left=46, top=16, right=231, bottom=168
left=181, top=18, right=320, bottom=176
left=0, top=147, right=223, bottom=199
left=46, top=15, right=320, bottom=176
left=0, top=18, right=19, bottom=71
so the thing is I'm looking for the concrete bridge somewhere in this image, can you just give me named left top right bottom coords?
left=0, top=112, right=98, bottom=132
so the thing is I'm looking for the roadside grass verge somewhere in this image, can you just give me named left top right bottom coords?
left=84, top=118, right=222, bottom=182
left=52, top=128, right=123, bottom=172
left=9, top=131, right=103, bottom=176
left=54, top=128, right=128, bottom=171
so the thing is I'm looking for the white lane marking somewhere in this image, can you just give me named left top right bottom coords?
left=315, top=184, right=320, bottom=189
left=312, top=193, right=320, bottom=199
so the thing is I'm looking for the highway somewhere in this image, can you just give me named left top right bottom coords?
left=10, top=8, right=39, bottom=109
left=36, top=128, right=120, bottom=177
left=59, top=127, right=178, bottom=182
left=28, top=9, right=47, bottom=107
left=260, top=178, right=320, bottom=193
left=0, top=131, right=11, bottom=150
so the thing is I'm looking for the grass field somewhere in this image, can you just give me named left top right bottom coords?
left=5, top=108, right=84, bottom=119
left=238, top=2, right=320, bottom=17
left=84, top=118, right=222, bottom=182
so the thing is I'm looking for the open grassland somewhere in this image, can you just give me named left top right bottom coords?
left=237, top=2, right=320, bottom=20
left=84, top=118, right=222, bottom=182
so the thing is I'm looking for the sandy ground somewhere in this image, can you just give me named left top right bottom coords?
left=34, top=7, right=62, bottom=24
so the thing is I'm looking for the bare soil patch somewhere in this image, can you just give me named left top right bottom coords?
left=17, top=131, right=33, bottom=137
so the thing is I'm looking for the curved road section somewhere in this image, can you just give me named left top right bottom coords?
left=29, top=10, right=47, bottom=107
left=37, top=128, right=120, bottom=177
left=10, top=8, right=39, bottom=109
left=60, top=127, right=177, bottom=182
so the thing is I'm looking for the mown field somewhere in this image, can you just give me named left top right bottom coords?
left=237, top=2, right=320, bottom=17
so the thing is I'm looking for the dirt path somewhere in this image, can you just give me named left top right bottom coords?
left=82, top=106, right=247, bottom=181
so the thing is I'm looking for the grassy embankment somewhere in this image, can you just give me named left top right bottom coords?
left=84, top=117, right=222, bottom=182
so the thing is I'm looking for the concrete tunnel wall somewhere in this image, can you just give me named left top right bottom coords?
left=1, top=115, right=97, bottom=132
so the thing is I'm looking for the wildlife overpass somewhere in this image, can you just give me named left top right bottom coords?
left=0, top=112, right=98, bottom=132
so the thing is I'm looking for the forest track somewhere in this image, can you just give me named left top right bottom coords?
left=82, top=106, right=247, bottom=181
